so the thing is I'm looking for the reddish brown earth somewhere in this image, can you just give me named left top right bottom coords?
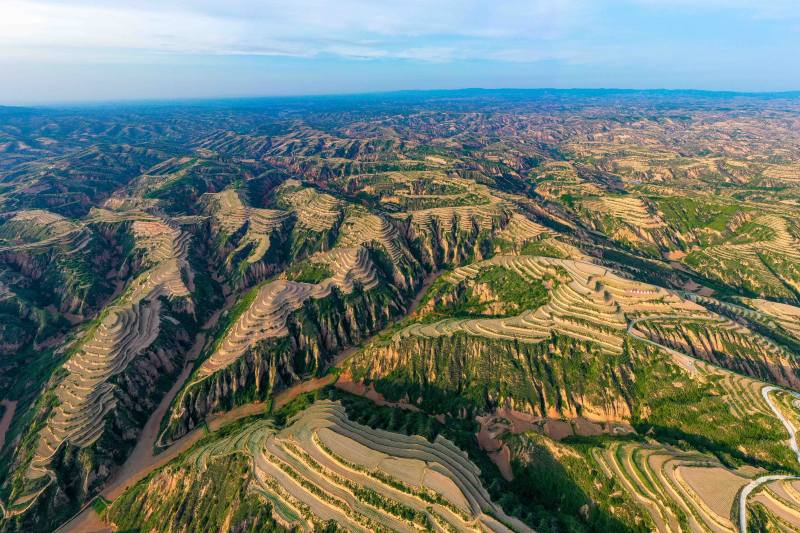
left=543, top=420, right=573, bottom=440
left=476, top=415, right=514, bottom=481
left=664, top=250, right=687, bottom=260
left=103, top=330, right=206, bottom=501
left=492, top=446, right=513, bottom=481
left=59, top=396, right=270, bottom=533
left=495, top=407, right=627, bottom=439
left=56, top=506, right=110, bottom=533
left=0, top=399, right=17, bottom=450
left=336, top=372, right=421, bottom=412
left=496, top=407, right=540, bottom=433
left=272, top=374, right=337, bottom=411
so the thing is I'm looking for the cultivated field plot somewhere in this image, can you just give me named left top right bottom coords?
left=277, top=179, right=344, bottom=232
left=593, top=440, right=748, bottom=533
left=121, top=400, right=528, bottom=533
left=631, top=313, right=800, bottom=389
left=203, top=188, right=291, bottom=265
left=750, top=478, right=800, bottom=530
left=584, top=360, right=800, bottom=533
left=576, top=194, right=677, bottom=253
left=0, top=209, right=84, bottom=250
left=6, top=90, right=800, bottom=533
left=396, top=255, right=708, bottom=355
left=384, top=254, right=800, bottom=395
left=398, top=173, right=553, bottom=256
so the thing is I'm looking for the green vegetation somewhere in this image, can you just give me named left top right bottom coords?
left=747, top=501, right=787, bottom=532
left=416, top=265, right=550, bottom=322
left=355, top=332, right=627, bottom=418
left=90, top=496, right=110, bottom=518
left=507, top=432, right=650, bottom=532
left=284, top=260, right=333, bottom=284
left=8, top=90, right=800, bottom=533
left=520, top=239, right=569, bottom=258
left=331, top=389, right=643, bottom=532
left=475, top=265, right=550, bottom=310
left=627, top=339, right=797, bottom=472
left=108, top=454, right=285, bottom=533
left=651, top=195, right=742, bottom=236
left=560, top=193, right=577, bottom=208
left=194, top=282, right=261, bottom=371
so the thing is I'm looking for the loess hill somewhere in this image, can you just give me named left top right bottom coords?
left=2, top=90, right=800, bottom=532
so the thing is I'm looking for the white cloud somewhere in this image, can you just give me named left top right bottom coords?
left=629, top=0, right=800, bottom=20
left=0, top=0, right=590, bottom=61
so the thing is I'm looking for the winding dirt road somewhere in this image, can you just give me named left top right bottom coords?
left=56, top=294, right=239, bottom=533
left=628, top=315, right=800, bottom=533
left=56, top=330, right=210, bottom=533
left=56, top=277, right=800, bottom=533
left=737, top=387, right=800, bottom=533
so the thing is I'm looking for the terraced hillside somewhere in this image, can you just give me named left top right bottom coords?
left=1, top=215, right=200, bottom=530
left=0, top=209, right=122, bottom=360
left=110, top=400, right=528, bottom=533
left=577, top=194, right=680, bottom=255
left=348, top=255, right=730, bottom=415
left=349, top=257, right=800, bottom=531
left=202, top=189, right=292, bottom=287
left=3, top=91, right=800, bottom=532
left=594, top=440, right=747, bottom=532
left=745, top=298, right=800, bottom=341
left=683, top=212, right=800, bottom=301
left=160, top=238, right=405, bottom=443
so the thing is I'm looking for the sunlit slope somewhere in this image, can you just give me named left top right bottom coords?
left=109, top=400, right=528, bottom=533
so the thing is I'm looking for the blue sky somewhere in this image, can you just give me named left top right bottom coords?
left=2, top=0, right=800, bottom=104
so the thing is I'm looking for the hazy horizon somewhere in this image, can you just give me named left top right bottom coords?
left=3, top=0, right=800, bottom=104
left=5, top=86, right=800, bottom=110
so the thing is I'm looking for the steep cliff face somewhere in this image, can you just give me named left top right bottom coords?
left=635, top=319, right=800, bottom=389
left=106, top=454, right=284, bottom=533
left=201, top=191, right=294, bottom=290
left=164, top=285, right=402, bottom=441
left=0, top=228, right=124, bottom=358
left=220, top=224, right=294, bottom=290
left=605, top=217, right=682, bottom=254
left=408, top=221, right=498, bottom=269
left=0, top=243, right=115, bottom=314
left=401, top=205, right=510, bottom=270
left=350, top=332, right=635, bottom=422
left=503, top=431, right=651, bottom=530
